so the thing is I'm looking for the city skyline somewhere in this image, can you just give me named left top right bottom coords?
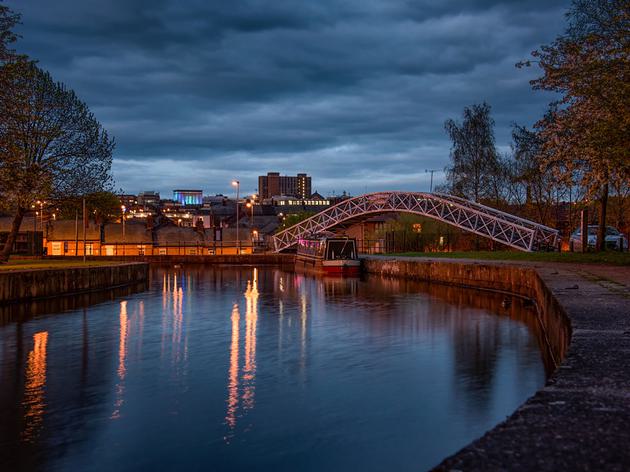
left=8, top=0, right=569, bottom=196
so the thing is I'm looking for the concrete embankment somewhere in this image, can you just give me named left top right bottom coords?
left=0, top=263, right=149, bottom=303
left=362, top=256, right=630, bottom=471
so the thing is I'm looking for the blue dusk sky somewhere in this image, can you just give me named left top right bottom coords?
left=7, top=0, right=569, bottom=197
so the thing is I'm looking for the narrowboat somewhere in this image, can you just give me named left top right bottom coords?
left=296, top=236, right=361, bottom=276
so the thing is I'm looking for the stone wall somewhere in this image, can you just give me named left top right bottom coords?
left=0, top=263, right=149, bottom=303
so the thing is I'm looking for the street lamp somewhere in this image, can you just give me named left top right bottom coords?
left=36, top=200, right=45, bottom=232
left=252, top=229, right=258, bottom=249
left=121, top=205, right=126, bottom=256
left=425, top=169, right=439, bottom=193
left=246, top=200, right=255, bottom=251
left=232, top=180, right=240, bottom=254
left=246, top=200, right=253, bottom=220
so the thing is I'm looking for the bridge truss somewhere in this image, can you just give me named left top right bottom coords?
left=272, top=192, right=559, bottom=253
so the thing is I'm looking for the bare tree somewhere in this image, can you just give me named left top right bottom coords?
left=510, top=124, right=566, bottom=225
left=444, top=103, right=500, bottom=203
left=0, top=60, right=114, bottom=261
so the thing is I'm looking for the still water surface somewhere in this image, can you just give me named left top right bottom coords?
left=0, top=267, right=545, bottom=471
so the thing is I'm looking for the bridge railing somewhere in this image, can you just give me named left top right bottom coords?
left=272, top=192, right=559, bottom=253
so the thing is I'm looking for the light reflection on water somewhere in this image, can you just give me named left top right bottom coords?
left=21, top=331, right=48, bottom=443
left=0, top=267, right=546, bottom=472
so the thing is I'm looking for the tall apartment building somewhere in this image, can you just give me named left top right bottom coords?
left=258, top=172, right=311, bottom=199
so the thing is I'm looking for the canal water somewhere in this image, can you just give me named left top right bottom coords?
left=0, top=266, right=546, bottom=471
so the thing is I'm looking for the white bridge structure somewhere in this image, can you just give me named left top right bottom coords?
left=272, top=192, right=559, bottom=253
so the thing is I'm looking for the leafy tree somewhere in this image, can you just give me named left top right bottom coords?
left=0, top=60, right=114, bottom=261
left=521, top=0, right=630, bottom=250
left=276, top=211, right=315, bottom=231
left=444, top=102, right=500, bottom=203
left=609, top=176, right=630, bottom=231
left=375, top=214, right=460, bottom=252
left=0, top=1, right=19, bottom=62
left=510, top=124, right=568, bottom=225
left=57, top=191, right=122, bottom=224
left=488, top=153, right=514, bottom=209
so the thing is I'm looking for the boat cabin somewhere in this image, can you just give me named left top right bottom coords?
left=296, top=236, right=360, bottom=276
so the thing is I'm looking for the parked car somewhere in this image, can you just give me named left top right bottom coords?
left=569, top=225, right=628, bottom=252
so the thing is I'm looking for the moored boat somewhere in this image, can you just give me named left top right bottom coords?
left=296, top=236, right=361, bottom=276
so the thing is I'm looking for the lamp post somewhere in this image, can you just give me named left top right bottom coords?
left=82, top=197, right=87, bottom=262
left=425, top=169, right=439, bottom=193
left=246, top=200, right=255, bottom=252
left=37, top=200, right=44, bottom=231
left=34, top=200, right=45, bottom=254
left=252, top=229, right=258, bottom=249
left=232, top=180, right=240, bottom=254
left=251, top=194, right=257, bottom=226
left=31, top=204, right=36, bottom=254
left=121, top=205, right=126, bottom=256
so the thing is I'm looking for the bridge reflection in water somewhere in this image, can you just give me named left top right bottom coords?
left=0, top=267, right=546, bottom=472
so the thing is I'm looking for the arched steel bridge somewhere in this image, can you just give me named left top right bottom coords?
left=272, top=192, right=559, bottom=253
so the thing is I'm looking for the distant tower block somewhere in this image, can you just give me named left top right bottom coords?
left=258, top=172, right=311, bottom=199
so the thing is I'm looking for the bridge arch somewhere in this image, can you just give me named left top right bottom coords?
left=272, top=192, right=558, bottom=253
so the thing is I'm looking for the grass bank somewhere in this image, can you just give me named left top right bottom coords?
left=0, top=258, right=127, bottom=271
left=387, top=251, right=630, bottom=266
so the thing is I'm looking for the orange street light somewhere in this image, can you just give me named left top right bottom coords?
left=121, top=205, right=126, bottom=256
left=232, top=180, right=240, bottom=253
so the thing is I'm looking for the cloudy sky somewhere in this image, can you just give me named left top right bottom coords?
left=7, top=0, right=568, bottom=197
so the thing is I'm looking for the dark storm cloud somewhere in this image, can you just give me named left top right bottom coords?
left=7, top=0, right=569, bottom=196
